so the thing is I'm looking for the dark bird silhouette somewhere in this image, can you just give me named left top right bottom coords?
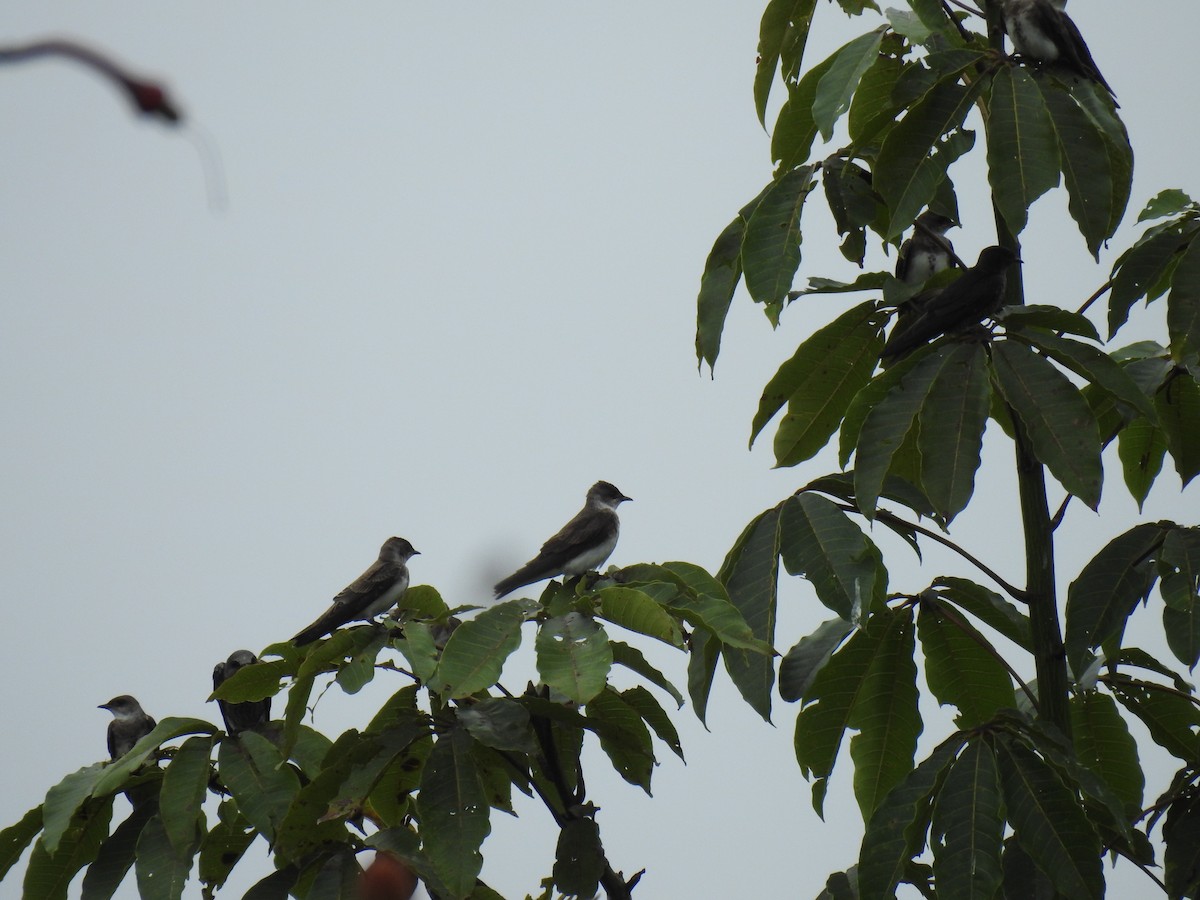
left=1001, top=0, right=1116, bottom=101
left=212, top=650, right=271, bottom=736
left=494, top=481, right=632, bottom=598
left=99, top=694, right=156, bottom=759
left=881, top=246, right=1020, bottom=361
left=292, top=537, right=419, bottom=646
left=896, top=211, right=958, bottom=286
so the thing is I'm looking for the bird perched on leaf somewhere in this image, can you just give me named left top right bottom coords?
left=292, top=537, right=419, bottom=646
left=1000, top=0, right=1116, bottom=101
left=212, top=650, right=271, bottom=736
left=494, top=481, right=631, bottom=598
left=881, top=245, right=1020, bottom=361
left=99, top=694, right=156, bottom=759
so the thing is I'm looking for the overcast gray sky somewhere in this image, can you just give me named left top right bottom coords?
left=2, top=3, right=1199, bottom=898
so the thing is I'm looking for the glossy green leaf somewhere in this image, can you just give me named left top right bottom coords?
left=217, top=731, right=300, bottom=843
left=394, top=622, right=439, bottom=684
left=134, top=814, right=193, bottom=900
left=585, top=688, right=655, bottom=791
left=986, top=65, right=1060, bottom=234
left=993, top=734, right=1103, bottom=899
left=40, top=764, right=107, bottom=856
left=418, top=729, right=490, bottom=899
left=813, top=29, right=884, bottom=141
left=23, top=798, right=112, bottom=900
left=597, top=587, right=684, bottom=647
left=779, top=617, right=854, bottom=703
left=753, top=0, right=818, bottom=127
left=398, top=583, right=451, bottom=618
left=335, top=631, right=388, bottom=695
left=751, top=301, right=884, bottom=464
left=743, top=166, right=818, bottom=308
left=429, top=599, right=531, bottom=698
left=931, top=740, right=1004, bottom=900
left=839, top=341, right=927, bottom=467
left=717, top=506, right=782, bottom=721
left=918, top=599, right=1015, bottom=727
left=159, top=736, right=212, bottom=854
left=848, top=607, right=921, bottom=819
left=696, top=215, right=745, bottom=371
left=1069, top=691, right=1143, bottom=815
left=1157, top=370, right=1200, bottom=487
left=535, top=613, right=612, bottom=705
left=779, top=493, right=884, bottom=620
left=917, top=343, right=989, bottom=522
left=1064, top=524, right=1166, bottom=676
left=992, top=340, right=1102, bottom=509
left=609, top=640, right=683, bottom=707
left=857, top=733, right=965, bottom=899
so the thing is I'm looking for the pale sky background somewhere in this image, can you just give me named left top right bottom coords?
left=2, top=3, right=1199, bottom=898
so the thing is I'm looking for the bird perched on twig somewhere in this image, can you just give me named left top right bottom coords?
left=292, top=537, right=419, bottom=646
left=881, top=245, right=1020, bottom=361
left=494, top=481, right=632, bottom=599
left=99, top=694, right=156, bottom=759
left=212, top=650, right=271, bottom=736
left=1000, top=0, right=1116, bottom=102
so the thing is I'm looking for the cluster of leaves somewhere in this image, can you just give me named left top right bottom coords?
left=0, top=568, right=771, bottom=900
left=691, top=0, right=1200, bottom=897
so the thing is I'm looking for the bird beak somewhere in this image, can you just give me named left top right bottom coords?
left=97, top=704, right=109, bottom=711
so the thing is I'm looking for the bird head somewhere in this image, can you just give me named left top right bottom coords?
left=380, top=536, right=420, bottom=562
left=99, top=694, right=145, bottom=720
left=589, top=481, right=632, bottom=508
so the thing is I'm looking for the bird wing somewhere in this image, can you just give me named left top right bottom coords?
left=292, top=559, right=405, bottom=645
left=1053, top=9, right=1115, bottom=96
left=494, top=507, right=617, bottom=597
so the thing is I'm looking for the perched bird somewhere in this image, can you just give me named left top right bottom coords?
left=881, top=245, right=1020, bottom=361
left=896, top=211, right=958, bottom=287
left=1001, top=0, right=1116, bottom=101
left=212, top=650, right=271, bottom=736
left=99, top=694, right=156, bottom=759
left=494, top=481, right=632, bottom=599
left=292, top=537, right=419, bottom=646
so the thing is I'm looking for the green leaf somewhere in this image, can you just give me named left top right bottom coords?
left=553, top=818, right=603, bottom=897
left=995, top=304, right=1101, bottom=340
left=931, top=740, right=1004, bottom=900
left=934, top=577, right=1031, bottom=651
left=717, top=506, right=782, bottom=721
left=23, top=798, right=113, bottom=900
left=209, top=659, right=291, bottom=703
left=1157, top=370, right=1200, bottom=487
left=336, top=631, right=389, bottom=695
left=752, top=301, right=884, bottom=464
left=661, top=561, right=772, bottom=654
left=394, top=622, right=439, bottom=683
left=457, top=699, right=538, bottom=755
left=695, top=215, right=745, bottom=371
left=418, top=729, right=490, bottom=899
left=429, top=599, right=531, bottom=698
left=992, top=340, right=1102, bottom=509
left=857, top=733, right=966, bottom=899
left=1069, top=691, right=1143, bottom=815
left=993, top=734, right=1103, bottom=899
left=986, top=65, right=1060, bottom=235
left=584, top=688, right=655, bottom=791
left=0, top=804, right=43, bottom=882
left=779, top=617, right=855, bottom=703
left=917, top=342, right=990, bottom=522
left=779, top=493, right=885, bottom=620
left=1018, top=330, right=1157, bottom=423
left=1164, top=791, right=1200, bottom=900
left=813, top=29, right=885, bottom=141
left=197, top=809, right=255, bottom=896
left=1064, top=524, right=1166, bottom=677
left=134, top=814, right=194, bottom=900
left=92, top=718, right=215, bottom=802
left=771, top=55, right=835, bottom=172
left=849, top=53, right=905, bottom=144
left=917, top=599, right=1016, bottom=727
left=743, top=166, right=818, bottom=308
left=609, top=640, right=684, bottom=707
left=535, top=613, right=613, bottom=705
left=875, top=77, right=983, bottom=238
left=283, top=629, right=380, bottom=754
left=159, top=735, right=212, bottom=854
left=241, top=866, right=298, bottom=900
left=1141, top=189, right=1196, bottom=221
left=753, top=0, right=818, bottom=127
left=41, top=763, right=108, bottom=855
left=855, top=346, right=958, bottom=516
left=1110, top=680, right=1200, bottom=763
left=848, top=607, right=922, bottom=819
left=795, top=621, right=882, bottom=817
left=80, top=802, right=153, bottom=900
left=839, top=341, right=928, bottom=467
left=686, top=629, right=720, bottom=727
left=1166, top=603, right=1200, bottom=669
left=597, top=586, right=684, bottom=647
left=1035, top=74, right=1119, bottom=258
left=216, top=731, right=300, bottom=843
left=307, top=851, right=359, bottom=900
left=1117, top=419, right=1167, bottom=510
left=622, top=685, right=684, bottom=760
left=1109, top=226, right=1197, bottom=338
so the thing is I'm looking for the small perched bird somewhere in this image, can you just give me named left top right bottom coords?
left=212, top=650, right=271, bottom=736
left=99, top=695, right=156, bottom=759
left=1001, top=0, right=1116, bottom=101
left=881, top=245, right=1020, bottom=361
left=494, top=481, right=632, bottom=598
left=896, top=211, right=958, bottom=287
left=292, top=537, right=419, bottom=646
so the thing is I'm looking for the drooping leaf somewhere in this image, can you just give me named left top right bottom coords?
left=552, top=818, right=604, bottom=898
left=696, top=215, right=746, bottom=371
left=812, top=29, right=885, bottom=141
left=1109, top=225, right=1197, bottom=338
left=917, top=342, right=990, bottom=522
left=772, top=54, right=837, bottom=172
left=535, top=613, right=613, bottom=705
left=934, top=577, right=1031, bottom=651
left=609, top=640, right=684, bottom=708
left=686, top=629, right=720, bottom=727
left=457, top=699, right=538, bottom=755
left=0, top=805, right=43, bottom=883
left=1110, top=680, right=1200, bottom=763
left=986, top=65, right=1060, bottom=235
left=196, top=809, right=255, bottom=897
left=40, top=763, right=108, bottom=856
left=995, top=304, right=1101, bottom=340
left=1117, top=418, right=1168, bottom=509
left=158, top=735, right=212, bottom=854
left=743, top=165, right=818, bottom=310
left=753, top=0, right=819, bottom=127
left=585, top=688, right=655, bottom=792
left=80, top=802, right=154, bottom=900
left=779, top=617, right=855, bottom=703
left=216, top=731, right=300, bottom=843
left=1157, top=370, right=1200, bottom=487
left=917, top=598, right=1016, bottom=727
left=848, top=52, right=904, bottom=144
left=417, top=729, right=490, bottom=899
left=931, top=740, right=1004, bottom=900
left=336, top=631, right=389, bottom=695
left=597, top=587, right=684, bottom=647
left=622, top=686, right=684, bottom=761
left=133, top=814, right=194, bottom=900
left=992, top=340, right=1102, bottom=509
left=429, top=599, right=532, bottom=698
left=283, top=629, right=380, bottom=754
left=1164, top=790, right=1200, bottom=900
left=1069, top=691, right=1143, bottom=815
left=23, top=798, right=113, bottom=900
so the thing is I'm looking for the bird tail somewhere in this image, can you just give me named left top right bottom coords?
left=292, top=615, right=335, bottom=647
left=493, top=565, right=546, bottom=599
